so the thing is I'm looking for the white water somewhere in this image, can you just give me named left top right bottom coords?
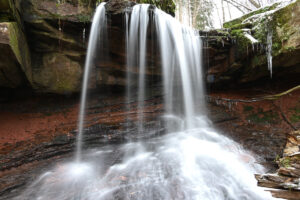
left=75, top=3, right=106, bottom=162
left=266, top=28, right=273, bottom=78
left=128, top=5, right=150, bottom=133
left=16, top=4, right=275, bottom=200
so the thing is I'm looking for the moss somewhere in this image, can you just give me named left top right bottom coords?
left=246, top=110, right=279, bottom=124
left=44, top=112, right=53, bottom=116
left=78, top=0, right=96, bottom=11
left=8, top=23, right=21, bottom=63
left=223, top=3, right=280, bottom=29
left=290, top=106, right=300, bottom=123
left=231, top=29, right=252, bottom=55
left=137, top=0, right=176, bottom=16
left=77, top=14, right=91, bottom=22
left=8, top=22, right=32, bottom=82
left=33, top=53, right=82, bottom=93
left=290, top=114, right=300, bottom=123
left=243, top=105, right=254, bottom=112
left=251, top=55, right=267, bottom=67
left=230, top=23, right=252, bottom=30
left=216, top=29, right=230, bottom=37
left=279, top=157, right=291, bottom=168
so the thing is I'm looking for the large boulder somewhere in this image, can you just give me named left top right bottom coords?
left=16, top=0, right=97, bottom=93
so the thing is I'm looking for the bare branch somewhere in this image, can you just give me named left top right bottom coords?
left=248, top=0, right=261, bottom=8
left=223, top=0, right=252, bottom=12
left=222, top=0, right=247, bottom=14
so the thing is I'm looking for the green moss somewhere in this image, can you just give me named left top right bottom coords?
left=79, top=0, right=96, bottom=10
left=290, top=106, right=300, bottom=123
left=77, top=14, right=91, bottom=22
left=44, top=112, right=53, bottom=116
left=290, top=114, right=300, bottom=123
left=226, top=0, right=299, bottom=60
left=231, top=29, right=252, bottom=55
left=8, top=22, right=32, bottom=82
left=9, top=23, right=22, bottom=66
left=230, top=23, right=252, bottom=30
left=223, top=3, right=279, bottom=29
left=279, top=157, right=291, bottom=168
left=216, top=29, right=230, bottom=37
left=243, top=105, right=254, bottom=112
left=251, top=55, right=267, bottom=67
left=137, top=0, right=176, bottom=16
left=246, top=110, right=279, bottom=124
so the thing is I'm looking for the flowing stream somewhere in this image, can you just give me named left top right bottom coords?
left=15, top=3, right=275, bottom=200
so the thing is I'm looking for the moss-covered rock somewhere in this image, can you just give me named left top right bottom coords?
left=219, top=0, right=300, bottom=83
left=0, top=0, right=14, bottom=22
left=8, top=22, right=32, bottom=83
left=19, top=0, right=97, bottom=23
left=0, top=21, right=32, bottom=88
left=33, top=53, right=82, bottom=94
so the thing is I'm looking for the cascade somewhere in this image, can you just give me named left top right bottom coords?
left=266, top=28, right=273, bottom=78
left=76, top=3, right=107, bottom=161
left=127, top=5, right=150, bottom=133
left=15, top=3, right=276, bottom=200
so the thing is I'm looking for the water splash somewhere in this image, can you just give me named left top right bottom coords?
left=76, top=3, right=107, bottom=162
left=16, top=126, right=274, bottom=200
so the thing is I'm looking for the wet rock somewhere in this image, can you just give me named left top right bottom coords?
left=32, top=53, right=82, bottom=94
left=256, top=130, right=300, bottom=199
left=270, top=190, right=300, bottom=200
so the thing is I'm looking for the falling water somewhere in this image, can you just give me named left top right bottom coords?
left=125, top=10, right=131, bottom=127
left=16, top=4, right=275, bottom=200
left=266, top=28, right=273, bottom=78
left=128, top=5, right=150, bottom=133
left=76, top=3, right=106, bottom=162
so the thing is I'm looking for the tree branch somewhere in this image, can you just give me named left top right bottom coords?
left=223, top=0, right=252, bottom=12
left=248, top=0, right=261, bottom=8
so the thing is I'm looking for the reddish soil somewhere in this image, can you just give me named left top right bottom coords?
left=0, top=103, right=78, bottom=154
left=0, top=94, right=164, bottom=155
left=209, top=88, right=300, bottom=132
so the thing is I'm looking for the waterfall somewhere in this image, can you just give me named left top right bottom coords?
left=127, top=5, right=150, bottom=133
left=155, top=9, right=205, bottom=129
left=76, top=3, right=107, bottom=162
left=16, top=3, right=276, bottom=200
left=266, top=28, right=273, bottom=78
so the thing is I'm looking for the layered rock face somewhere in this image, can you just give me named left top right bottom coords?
left=256, top=130, right=300, bottom=200
left=209, top=0, right=300, bottom=86
left=0, top=0, right=177, bottom=93
left=1, top=0, right=299, bottom=93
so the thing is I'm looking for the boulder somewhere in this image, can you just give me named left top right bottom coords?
left=32, top=53, right=82, bottom=93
